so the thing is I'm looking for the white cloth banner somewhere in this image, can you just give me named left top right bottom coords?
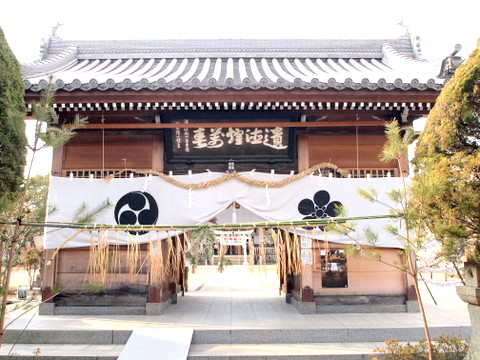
left=44, top=173, right=406, bottom=249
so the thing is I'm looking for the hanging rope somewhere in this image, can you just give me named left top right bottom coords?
left=127, top=233, right=140, bottom=283
left=258, top=227, right=266, bottom=276
left=103, top=162, right=348, bottom=189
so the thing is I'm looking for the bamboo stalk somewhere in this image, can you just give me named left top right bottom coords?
left=2, top=214, right=397, bottom=231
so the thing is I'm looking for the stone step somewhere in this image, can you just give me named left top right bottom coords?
left=118, top=328, right=193, bottom=360
left=0, top=344, right=121, bottom=360
left=188, top=342, right=385, bottom=359
left=3, top=326, right=470, bottom=346
left=0, top=342, right=386, bottom=360
left=192, top=326, right=470, bottom=344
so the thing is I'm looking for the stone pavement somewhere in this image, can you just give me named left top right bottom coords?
left=1, top=265, right=471, bottom=359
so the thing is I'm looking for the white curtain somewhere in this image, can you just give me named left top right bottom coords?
left=44, top=173, right=406, bottom=249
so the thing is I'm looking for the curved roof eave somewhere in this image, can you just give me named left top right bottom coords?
left=22, top=38, right=445, bottom=93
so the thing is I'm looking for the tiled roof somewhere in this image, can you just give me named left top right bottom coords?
left=22, top=37, right=444, bottom=92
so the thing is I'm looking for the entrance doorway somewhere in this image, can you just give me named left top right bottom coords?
left=185, top=264, right=281, bottom=299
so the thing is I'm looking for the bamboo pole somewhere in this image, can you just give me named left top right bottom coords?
left=1, top=214, right=397, bottom=232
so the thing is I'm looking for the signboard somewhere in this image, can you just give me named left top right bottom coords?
left=300, top=236, right=312, bottom=249
left=165, top=114, right=296, bottom=163
left=215, top=230, right=253, bottom=246
left=301, top=249, right=313, bottom=265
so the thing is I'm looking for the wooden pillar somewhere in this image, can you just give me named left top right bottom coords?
left=147, top=286, right=161, bottom=303
left=42, top=249, right=56, bottom=302
left=297, top=133, right=310, bottom=171
left=152, top=134, right=164, bottom=172
left=51, top=146, right=64, bottom=176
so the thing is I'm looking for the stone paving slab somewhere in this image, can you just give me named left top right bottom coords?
left=0, top=342, right=389, bottom=360
left=0, top=342, right=385, bottom=360
left=1, top=266, right=471, bottom=359
left=4, top=266, right=470, bottom=333
left=0, top=344, right=121, bottom=360
left=3, top=330, right=116, bottom=345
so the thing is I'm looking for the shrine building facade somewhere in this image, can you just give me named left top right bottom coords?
left=21, top=34, right=456, bottom=314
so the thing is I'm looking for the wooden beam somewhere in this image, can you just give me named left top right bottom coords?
left=77, top=120, right=386, bottom=130
left=25, top=88, right=440, bottom=105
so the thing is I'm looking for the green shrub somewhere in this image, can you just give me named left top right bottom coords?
left=372, top=334, right=469, bottom=360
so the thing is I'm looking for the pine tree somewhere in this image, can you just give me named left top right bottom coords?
left=413, top=40, right=480, bottom=360
left=413, top=40, right=480, bottom=264
left=0, top=27, right=27, bottom=208
left=0, top=69, right=86, bottom=346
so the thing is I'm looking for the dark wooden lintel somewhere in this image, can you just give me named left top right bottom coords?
left=77, top=120, right=386, bottom=130
left=25, top=88, right=440, bottom=105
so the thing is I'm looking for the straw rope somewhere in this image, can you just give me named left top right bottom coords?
left=114, top=232, right=121, bottom=279
left=148, top=233, right=163, bottom=286
left=86, top=233, right=96, bottom=285
left=103, top=162, right=347, bottom=189
left=292, top=230, right=302, bottom=275
left=175, top=232, right=183, bottom=282
left=86, top=230, right=111, bottom=285
left=258, top=227, right=266, bottom=276
left=284, top=231, right=292, bottom=274
left=127, top=233, right=140, bottom=283
left=217, top=242, right=228, bottom=273
left=270, top=229, right=281, bottom=279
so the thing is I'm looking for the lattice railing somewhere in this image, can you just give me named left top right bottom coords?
left=58, top=167, right=400, bottom=179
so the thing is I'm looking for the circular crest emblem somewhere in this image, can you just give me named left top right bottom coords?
left=114, top=191, right=158, bottom=235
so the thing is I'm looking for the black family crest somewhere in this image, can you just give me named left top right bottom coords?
left=298, top=190, right=343, bottom=229
left=114, top=191, right=159, bottom=235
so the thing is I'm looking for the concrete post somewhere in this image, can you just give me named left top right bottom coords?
left=456, top=262, right=480, bottom=360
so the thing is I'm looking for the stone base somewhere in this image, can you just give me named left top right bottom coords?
left=54, top=306, right=145, bottom=315
left=457, top=285, right=480, bottom=305
left=465, top=303, right=480, bottom=360
left=310, top=294, right=412, bottom=313
left=406, top=300, right=419, bottom=313
left=38, top=301, right=172, bottom=316
left=290, top=297, right=316, bottom=314
left=316, top=304, right=408, bottom=313
left=145, top=301, right=171, bottom=315
left=38, top=302, right=55, bottom=315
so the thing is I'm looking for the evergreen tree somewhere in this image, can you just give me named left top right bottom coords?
left=413, top=41, right=480, bottom=263
left=413, top=40, right=480, bottom=360
left=0, top=71, right=86, bottom=346
left=353, top=120, right=434, bottom=360
left=0, top=27, right=27, bottom=208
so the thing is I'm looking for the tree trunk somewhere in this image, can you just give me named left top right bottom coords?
left=0, top=237, right=18, bottom=347
left=406, top=254, right=434, bottom=360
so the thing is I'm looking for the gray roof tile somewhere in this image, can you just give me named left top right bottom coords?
left=22, top=37, right=444, bottom=92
